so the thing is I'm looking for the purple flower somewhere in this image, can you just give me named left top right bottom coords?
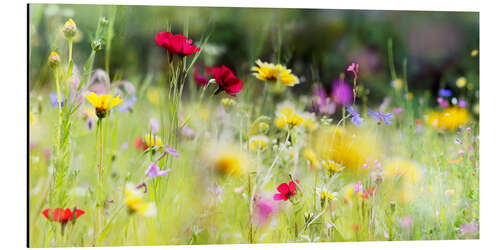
left=165, top=146, right=179, bottom=158
left=368, top=108, right=393, bottom=125
left=311, top=84, right=335, bottom=115
left=117, top=95, right=137, bottom=113
left=354, top=181, right=362, bottom=194
left=50, top=92, right=65, bottom=108
left=439, top=88, right=452, bottom=97
left=459, top=221, right=479, bottom=237
left=331, top=78, right=353, bottom=106
left=346, top=62, right=359, bottom=82
left=145, top=163, right=171, bottom=178
left=346, top=105, right=363, bottom=126
left=458, top=99, right=467, bottom=108
left=150, top=118, right=160, bottom=135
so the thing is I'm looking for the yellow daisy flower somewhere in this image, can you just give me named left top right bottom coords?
left=144, top=134, right=163, bottom=148
left=252, top=59, right=299, bottom=86
left=84, top=92, right=122, bottom=118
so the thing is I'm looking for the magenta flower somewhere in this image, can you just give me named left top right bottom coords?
left=311, top=84, right=335, bottom=115
left=253, top=194, right=280, bottom=226
left=331, top=78, right=353, bottom=106
left=346, top=62, right=359, bottom=82
left=145, top=163, right=171, bottom=178
left=458, top=99, right=467, bottom=108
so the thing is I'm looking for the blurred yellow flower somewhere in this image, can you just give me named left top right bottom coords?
left=275, top=103, right=304, bottom=129
left=207, top=144, right=251, bottom=176
left=426, top=106, right=469, bottom=131
left=471, top=49, right=479, bottom=57
left=383, top=158, right=422, bottom=203
left=249, top=135, right=269, bottom=151
left=384, top=158, right=422, bottom=185
left=302, top=113, right=317, bottom=132
left=221, top=98, right=235, bottom=107
left=456, top=77, right=467, bottom=88
left=147, top=88, right=160, bottom=105
left=29, top=112, right=36, bottom=125
left=84, top=92, right=122, bottom=118
left=124, top=183, right=157, bottom=217
left=249, top=121, right=269, bottom=136
left=391, top=78, right=403, bottom=90
left=304, top=148, right=319, bottom=169
left=445, top=189, right=455, bottom=196
left=312, top=126, right=382, bottom=174
left=252, top=59, right=299, bottom=87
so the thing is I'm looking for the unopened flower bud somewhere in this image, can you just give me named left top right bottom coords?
left=48, top=51, right=60, bottom=69
left=62, top=18, right=77, bottom=39
left=92, top=40, right=103, bottom=51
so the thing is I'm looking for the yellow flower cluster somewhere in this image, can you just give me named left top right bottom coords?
left=124, top=183, right=157, bottom=217
left=426, top=106, right=469, bottom=131
left=275, top=104, right=304, bottom=129
left=322, top=160, right=343, bottom=176
left=252, top=59, right=299, bottom=87
left=249, top=135, right=269, bottom=151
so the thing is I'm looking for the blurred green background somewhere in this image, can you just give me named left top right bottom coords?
left=29, top=4, right=478, bottom=101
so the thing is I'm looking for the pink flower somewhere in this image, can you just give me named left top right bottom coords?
left=347, top=62, right=360, bottom=82
left=393, top=107, right=403, bottom=115
left=253, top=194, right=280, bottom=226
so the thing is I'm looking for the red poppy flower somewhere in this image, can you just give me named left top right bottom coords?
left=273, top=180, right=299, bottom=201
left=42, top=208, right=85, bottom=224
left=155, top=31, right=200, bottom=57
left=206, top=65, right=243, bottom=97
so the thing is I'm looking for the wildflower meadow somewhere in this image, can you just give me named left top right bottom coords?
left=28, top=4, right=479, bottom=247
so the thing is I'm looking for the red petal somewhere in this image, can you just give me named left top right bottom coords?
left=288, top=181, right=296, bottom=195
left=42, top=208, right=51, bottom=220
left=75, top=209, right=85, bottom=219
left=277, top=183, right=289, bottom=195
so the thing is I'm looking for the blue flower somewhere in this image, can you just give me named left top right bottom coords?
left=368, top=108, right=393, bottom=125
left=50, top=92, right=65, bottom=108
left=346, top=105, right=363, bottom=126
left=438, top=88, right=452, bottom=97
